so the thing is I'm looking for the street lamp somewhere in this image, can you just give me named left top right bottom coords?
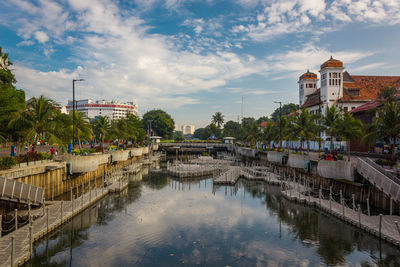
left=72, top=79, right=84, bottom=149
left=274, top=101, right=282, bottom=148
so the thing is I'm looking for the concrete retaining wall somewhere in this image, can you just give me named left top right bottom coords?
left=237, top=147, right=256, bottom=158
left=129, top=147, right=143, bottom=157
left=111, top=150, right=130, bottom=162
left=63, top=155, right=102, bottom=173
left=142, top=147, right=149, bottom=155
left=317, top=160, right=355, bottom=181
left=288, top=154, right=309, bottom=169
left=267, top=151, right=285, bottom=163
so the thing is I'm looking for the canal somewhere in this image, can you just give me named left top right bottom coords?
left=25, top=166, right=400, bottom=266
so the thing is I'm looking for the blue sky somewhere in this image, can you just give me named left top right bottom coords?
left=1, top=0, right=400, bottom=128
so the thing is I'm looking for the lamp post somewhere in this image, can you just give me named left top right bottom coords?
left=318, top=96, right=322, bottom=158
left=72, top=79, right=84, bottom=149
left=274, top=101, right=282, bottom=148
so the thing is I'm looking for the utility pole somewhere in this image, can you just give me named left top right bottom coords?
left=72, top=79, right=84, bottom=149
left=274, top=101, right=282, bottom=148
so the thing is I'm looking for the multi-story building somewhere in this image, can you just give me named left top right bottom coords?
left=181, top=125, right=195, bottom=135
left=65, top=99, right=138, bottom=120
left=300, top=57, right=400, bottom=115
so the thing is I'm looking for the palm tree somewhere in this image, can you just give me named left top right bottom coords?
left=364, top=102, right=400, bottom=160
left=337, top=113, right=363, bottom=161
left=71, top=111, right=93, bottom=149
left=323, top=105, right=342, bottom=153
left=212, top=112, right=224, bottom=128
left=92, top=116, right=110, bottom=151
left=23, top=95, right=59, bottom=145
left=243, top=120, right=261, bottom=146
left=291, top=108, right=316, bottom=154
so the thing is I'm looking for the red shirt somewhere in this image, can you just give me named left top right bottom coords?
left=50, top=148, right=55, bottom=155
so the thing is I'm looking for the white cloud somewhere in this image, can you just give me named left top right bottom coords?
left=233, top=0, right=400, bottom=41
left=34, top=31, right=49, bottom=43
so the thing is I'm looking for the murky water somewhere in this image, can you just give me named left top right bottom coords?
left=25, top=167, right=400, bottom=266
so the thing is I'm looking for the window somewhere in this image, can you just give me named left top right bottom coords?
left=329, top=73, right=331, bottom=78
left=348, top=89, right=360, bottom=96
left=344, top=107, right=348, bottom=112
left=351, top=107, right=356, bottom=110
left=332, top=73, right=338, bottom=78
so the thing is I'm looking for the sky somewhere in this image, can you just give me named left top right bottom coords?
left=1, top=0, right=400, bottom=129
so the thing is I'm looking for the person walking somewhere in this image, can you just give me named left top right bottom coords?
left=50, top=146, right=55, bottom=155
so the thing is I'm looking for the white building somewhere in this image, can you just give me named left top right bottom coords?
left=181, top=125, right=195, bottom=135
left=65, top=99, right=138, bottom=120
left=301, top=57, right=400, bottom=116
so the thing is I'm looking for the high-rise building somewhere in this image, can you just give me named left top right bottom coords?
left=65, top=99, right=138, bottom=120
left=181, top=125, right=195, bottom=135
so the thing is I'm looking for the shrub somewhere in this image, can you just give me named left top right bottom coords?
left=337, top=154, right=344, bottom=160
left=374, top=159, right=383, bottom=165
left=201, top=152, right=208, bottom=156
left=71, top=149, right=81, bottom=155
left=39, top=152, right=54, bottom=160
left=0, top=156, right=16, bottom=170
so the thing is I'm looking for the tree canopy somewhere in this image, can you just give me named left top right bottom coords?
left=142, top=109, right=175, bottom=139
left=270, top=103, right=299, bottom=122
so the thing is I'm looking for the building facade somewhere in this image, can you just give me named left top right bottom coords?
left=300, top=57, right=400, bottom=116
left=65, top=99, right=138, bottom=120
left=181, top=125, right=195, bottom=135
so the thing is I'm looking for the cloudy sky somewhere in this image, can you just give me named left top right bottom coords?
left=1, top=0, right=400, bottom=128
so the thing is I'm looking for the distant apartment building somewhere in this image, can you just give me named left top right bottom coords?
left=181, top=125, right=195, bottom=135
left=65, top=99, right=138, bottom=120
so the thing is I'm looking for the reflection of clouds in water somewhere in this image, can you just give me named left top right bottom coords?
left=233, top=241, right=311, bottom=267
left=76, top=185, right=277, bottom=266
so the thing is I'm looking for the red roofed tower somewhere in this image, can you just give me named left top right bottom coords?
left=319, top=56, right=344, bottom=112
left=298, top=69, right=318, bottom=106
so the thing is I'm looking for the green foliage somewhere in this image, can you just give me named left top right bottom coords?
left=142, top=110, right=174, bottom=139
left=364, top=101, right=400, bottom=160
left=38, top=152, right=54, bottom=160
left=71, top=148, right=96, bottom=155
left=270, top=103, right=298, bottom=122
left=108, top=145, right=123, bottom=151
left=201, top=152, right=208, bottom=156
left=173, top=130, right=184, bottom=140
left=378, top=86, right=397, bottom=102
left=211, top=112, right=224, bottom=128
left=256, top=116, right=270, bottom=124
left=193, top=128, right=207, bottom=140
left=0, top=156, right=16, bottom=170
left=290, top=108, right=316, bottom=153
left=108, top=114, right=145, bottom=144
left=223, top=120, right=242, bottom=140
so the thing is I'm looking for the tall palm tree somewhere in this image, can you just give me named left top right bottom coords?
left=23, top=95, right=59, bottom=145
left=364, top=102, right=400, bottom=160
left=323, top=105, right=342, bottom=153
left=291, top=108, right=316, bottom=154
left=337, top=113, right=363, bottom=161
left=92, top=116, right=110, bottom=151
left=244, top=120, right=261, bottom=146
left=71, top=111, right=93, bottom=149
left=212, top=112, right=224, bottom=128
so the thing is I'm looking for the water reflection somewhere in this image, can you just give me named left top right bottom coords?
left=25, top=168, right=400, bottom=266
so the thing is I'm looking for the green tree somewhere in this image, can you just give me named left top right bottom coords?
left=204, top=123, right=222, bottom=140
left=270, top=103, right=299, bottom=122
left=173, top=131, right=184, bottom=141
left=142, top=110, right=175, bottom=139
left=222, top=120, right=242, bottom=140
left=291, top=108, right=316, bottom=154
left=71, top=111, right=93, bottom=148
left=337, top=113, right=363, bottom=161
left=193, top=128, right=207, bottom=140
left=378, top=86, right=397, bottom=102
left=22, top=96, right=59, bottom=145
left=364, top=102, right=400, bottom=160
left=212, top=112, right=224, bottom=128
left=92, top=116, right=110, bottom=151
left=323, top=105, right=343, bottom=153
left=242, top=120, right=261, bottom=146
left=256, top=116, right=270, bottom=124
left=0, top=47, right=26, bottom=144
